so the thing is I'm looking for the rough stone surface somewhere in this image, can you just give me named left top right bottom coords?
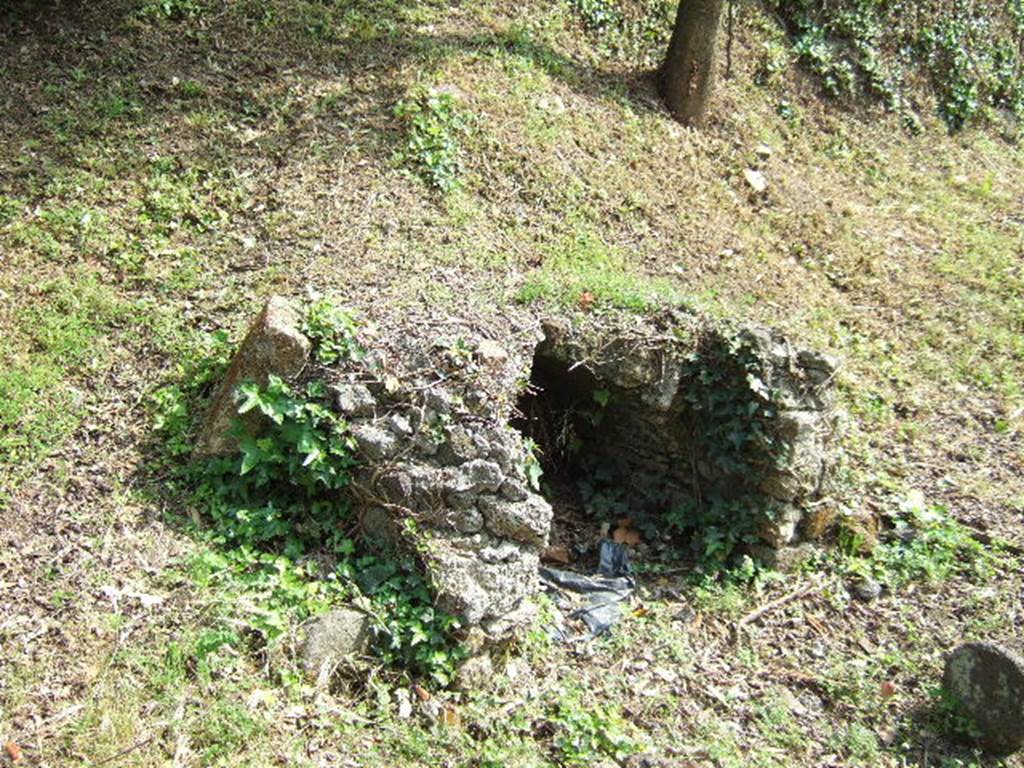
left=943, top=642, right=1024, bottom=755
left=479, top=495, right=552, bottom=548
left=475, top=339, right=509, bottom=366
left=302, top=607, right=373, bottom=683
left=331, top=382, right=376, bottom=418
left=203, top=301, right=838, bottom=636
left=456, top=653, right=495, bottom=690
left=532, top=317, right=837, bottom=551
left=351, top=424, right=400, bottom=461
left=195, top=296, right=310, bottom=457
left=850, top=576, right=882, bottom=602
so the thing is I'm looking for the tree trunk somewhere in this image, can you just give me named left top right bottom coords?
left=659, top=0, right=726, bottom=127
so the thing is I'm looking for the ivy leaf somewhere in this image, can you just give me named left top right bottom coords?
left=239, top=442, right=262, bottom=475
left=236, top=381, right=263, bottom=414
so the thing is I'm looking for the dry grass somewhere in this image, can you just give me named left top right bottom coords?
left=1, top=0, right=1023, bottom=765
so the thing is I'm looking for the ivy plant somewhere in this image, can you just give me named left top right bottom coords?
left=156, top=300, right=465, bottom=683
left=667, top=332, right=786, bottom=565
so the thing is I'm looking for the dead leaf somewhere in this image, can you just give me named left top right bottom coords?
left=542, top=545, right=571, bottom=565
left=805, top=614, right=827, bottom=636
left=613, top=524, right=641, bottom=546
left=578, top=291, right=595, bottom=311
left=857, top=636, right=877, bottom=654
left=5, top=740, right=22, bottom=763
left=440, top=705, right=461, bottom=728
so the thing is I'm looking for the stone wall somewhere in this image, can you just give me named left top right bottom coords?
left=198, top=298, right=839, bottom=634
left=531, top=316, right=838, bottom=553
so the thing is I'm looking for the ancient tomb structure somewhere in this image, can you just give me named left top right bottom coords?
left=197, top=298, right=838, bottom=634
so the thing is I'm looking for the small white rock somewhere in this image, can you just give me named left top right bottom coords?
left=743, top=168, right=768, bottom=193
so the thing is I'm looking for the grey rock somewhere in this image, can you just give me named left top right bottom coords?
left=195, top=296, right=310, bottom=456
left=446, top=459, right=504, bottom=495
left=360, top=506, right=399, bottom=549
left=388, top=413, right=413, bottom=435
left=760, top=411, right=827, bottom=502
left=850, top=576, right=883, bottom=602
left=302, top=607, right=373, bottom=682
left=797, top=349, right=839, bottom=377
left=411, top=430, right=440, bottom=456
left=466, top=462, right=505, bottom=493
left=488, top=442, right=513, bottom=472
left=351, top=424, right=399, bottom=461
left=480, top=540, right=520, bottom=564
left=758, top=505, right=803, bottom=548
left=475, top=339, right=508, bottom=366
left=499, top=480, right=530, bottom=502
left=642, top=360, right=682, bottom=412
left=450, top=505, right=485, bottom=534
left=943, top=642, right=1024, bottom=755
left=456, top=653, right=495, bottom=691
left=438, top=424, right=479, bottom=465
left=479, top=494, right=552, bottom=548
left=375, top=465, right=436, bottom=508
left=673, top=606, right=696, bottom=625
left=471, top=431, right=491, bottom=456
left=481, top=600, right=538, bottom=638
left=426, top=536, right=540, bottom=624
left=758, top=542, right=819, bottom=572
left=331, top=383, right=376, bottom=418
left=424, top=388, right=454, bottom=413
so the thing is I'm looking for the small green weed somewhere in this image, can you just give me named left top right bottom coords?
left=395, top=90, right=469, bottom=193
left=548, top=686, right=644, bottom=765
left=768, top=0, right=1024, bottom=129
left=931, top=685, right=983, bottom=746
left=667, top=331, right=787, bottom=565
left=192, top=699, right=261, bottom=764
left=571, top=0, right=622, bottom=33
left=517, top=226, right=675, bottom=309
left=139, top=0, right=204, bottom=21
left=1, top=272, right=129, bottom=493
left=303, top=297, right=365, bottom=365
left=843, top=490, right=999, bottom=587
left=567, top=0, right=675, bottom=66
left=141, top=160, right=222, bottom=233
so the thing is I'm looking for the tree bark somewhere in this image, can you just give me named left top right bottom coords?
left=659, top=0, right=727, bottom=127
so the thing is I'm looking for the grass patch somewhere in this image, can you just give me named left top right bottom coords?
left=518, top=225, right=679, bottom=309
left=0, top=271, right=131, bottom=496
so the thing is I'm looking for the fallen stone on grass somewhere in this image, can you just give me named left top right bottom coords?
left=195, top=296, right=310, bottom=457
left=302, top=607, right=373, bottom=683
left=743, top=168, right=768, bottom=193
left=942, top=641, right=1024, bottom=755
left=850, top=575, right=882, bottom=602
left=455, top=652, right=494, bottom=690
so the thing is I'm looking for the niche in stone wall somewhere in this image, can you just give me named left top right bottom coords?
left=512, top=320, right=835, bottom=566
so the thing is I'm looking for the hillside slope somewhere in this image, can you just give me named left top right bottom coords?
left=1, top=0, right=1023, bottom=765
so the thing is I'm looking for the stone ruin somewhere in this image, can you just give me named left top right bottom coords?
left=196, top=297, right=839, bottom=636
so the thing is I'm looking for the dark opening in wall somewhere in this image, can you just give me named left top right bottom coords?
left=511, top=322, right=834, bottom=567
left=512, top=344, right=705, bottom=568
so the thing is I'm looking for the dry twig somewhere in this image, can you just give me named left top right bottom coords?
left=732, top=578, right=824, bottom=643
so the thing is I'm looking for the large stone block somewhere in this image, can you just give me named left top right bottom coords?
left=195, top=296, right=310, bottom=457
left=943, top=642, right=1024, bottom=755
